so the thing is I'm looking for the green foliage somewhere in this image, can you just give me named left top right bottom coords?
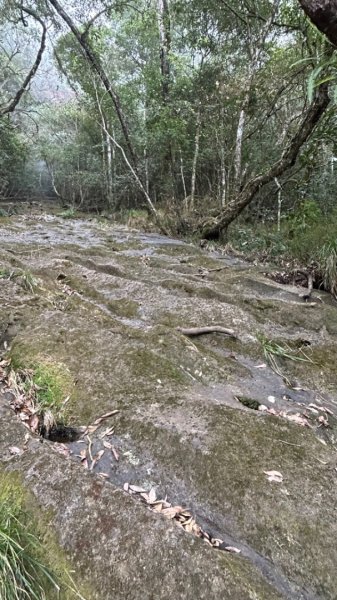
left=58, top=207, right=76, bottom=219
left=8, top=354, right=73, bottom=426
left=232, top=226, right=287, bottom=257
left=318, top=241, right=337, bottom=294
left=287, top=199, right=322, bottom=233
left=0, top=475, right=60, bottom=599
left=0, top=268, right=38, bottom=293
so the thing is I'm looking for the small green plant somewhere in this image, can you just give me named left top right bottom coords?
left=0, top=476, right=60, bottom=599
left=0, top=267, right=12, bottom=279
left=8, top=355, right=73, bottom=436
left=58, top=207, right=76, bottom=219
left=258, top=333, right=313, bottom=384
left=0, top=267, right=38, bottom=292
left=19, top=270, right=38, bottom=293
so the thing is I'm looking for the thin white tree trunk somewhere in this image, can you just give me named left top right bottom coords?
left=275, top=177, right=282, bottom=232
left=190, top=104, right=201, bottom=211
left=105, top=125, right=114, bottom=205
left=233, top=106, right=246, bottom=194
left=180, top=151, right=188, bottom=212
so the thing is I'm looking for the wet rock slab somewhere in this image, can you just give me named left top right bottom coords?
left=1, top=213, right=337, bottom=599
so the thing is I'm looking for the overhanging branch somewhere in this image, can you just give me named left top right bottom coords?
left=0, top=6, right=46, bottom=117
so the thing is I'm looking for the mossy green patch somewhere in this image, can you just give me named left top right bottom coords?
left=107, top=298, right=139, bottom=318
left=126, top=347, right=186, bottom=384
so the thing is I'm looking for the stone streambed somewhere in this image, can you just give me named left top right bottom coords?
left=0, top=213, right=337, bottom=599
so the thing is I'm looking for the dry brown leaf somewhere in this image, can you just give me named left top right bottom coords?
left=211, top=538, right=223, bottom=548
left=103, top=441, right=112, bottom=449
left=183, top=519, right=195, bottom=533
left=52, top=443, right=70, bottom=458
left=264, top=470, right=283, bottom=483
left=92, top=410, right=119, bottom=426
left=79, top=449, right=87, bottom=459
left=224, top=546, right=241, bottom=554
left=90, top=449, right=105, bottom=471
left=98, top=472, right=110, bottom=479
left=161, top=506, right=182, bottom=519
left=148, top=488, right=157, bottom=504
left=129, top=484, right=147, bottom=493
left=111, top=446, right=119, bottom=461
left=19, top=413, right=29, bottom=421
left=318, top=415, right=329, bottom=427
left=28, top=414, right=39, bottom=432
left=8, top=446, right=23, bottom=456
left=99, top=426, right=115, bottom=439
left=151, top=503, right=163, bottom=513
left=280, top=412, right=310, bottom=427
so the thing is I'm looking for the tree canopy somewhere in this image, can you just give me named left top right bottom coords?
left=0, top=0, right=337, bottom=238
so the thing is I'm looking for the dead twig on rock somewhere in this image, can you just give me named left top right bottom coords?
left=177, top=326, right=236, bottom=338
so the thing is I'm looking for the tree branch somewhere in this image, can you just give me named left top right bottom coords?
left=0, top=6, right=46, bottom=117
left=201, top=80, right=331, bottom=238
left=47, top=0, right=138, bottom=169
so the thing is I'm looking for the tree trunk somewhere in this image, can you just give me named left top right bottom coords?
left=200, top=82, right=330, bottom=239
left=157, top=0, right=171, bottom=103
left=298, top=1, right=337, bottom=46
left=233, top=107, right=246, bottom=194
left=190, top=105, right=201, bottom=211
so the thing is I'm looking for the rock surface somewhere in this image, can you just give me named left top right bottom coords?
left=0, top=212, right=337, bottom=599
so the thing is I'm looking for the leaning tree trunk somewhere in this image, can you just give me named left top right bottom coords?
left=298, top=1, right=337, bottom=46
left=200, top=82, right=330, bottom=239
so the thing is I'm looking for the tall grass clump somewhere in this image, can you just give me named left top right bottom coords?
left=0, top=476, right=60, bottom=599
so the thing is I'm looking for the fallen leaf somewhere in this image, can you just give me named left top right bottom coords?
left=129, top=484, right=147, bottom=493
left=92, top=410, right=119, bottom=426
left=99, top=426, right=115, bottom=439
left=90, top=449, right=105, bottom=471
left=28, top=414, right=39, bottom=432
left=280, top=412, right=310, bottom=427
left=223, top=546, right=241, bottom=554
left=161, top=506, right=183, bottom=519
left=52, top=443, right=70, bottom=458
left=123, top=482, right=129, bottom=492
left=8, top=446, right=23, bottom=455
left=211, top=538, right=224, bottom=548
left=98, top=472, right=110, bottom=479
left=264, top=470, right=283, bottom=483
left=148, top=488, right=157, bottom=504
left=103, top=441, right=112, bottom=449
left=318, top=415, right=329, bottom=427
left=111, top=446, right=119, bottom=461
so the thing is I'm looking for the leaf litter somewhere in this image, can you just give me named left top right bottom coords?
left=123, top=483, right=241, bottom=554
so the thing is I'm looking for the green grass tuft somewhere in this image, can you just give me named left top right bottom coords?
left=0, top=475, right=60, bottom=600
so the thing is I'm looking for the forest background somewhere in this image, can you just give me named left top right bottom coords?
left=1, top=0, right=337, bottom=292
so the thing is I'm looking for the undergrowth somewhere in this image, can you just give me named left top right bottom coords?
left=229, top=200, right=337, bottom=296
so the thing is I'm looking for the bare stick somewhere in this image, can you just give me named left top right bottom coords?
left=177, top=326, right=236, bottom=338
